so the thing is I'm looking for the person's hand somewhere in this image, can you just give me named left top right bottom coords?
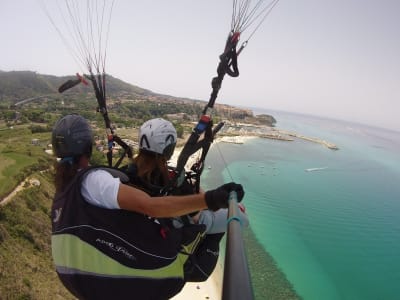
left=205, top=182, right=245, bottom=211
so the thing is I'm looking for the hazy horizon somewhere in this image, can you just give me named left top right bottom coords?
left=1, top=68, right=399, bottom=134
left=1, top=1, right=399, bottom=131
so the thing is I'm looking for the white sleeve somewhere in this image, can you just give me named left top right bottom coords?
left=81, top=169, right=121, bottom=209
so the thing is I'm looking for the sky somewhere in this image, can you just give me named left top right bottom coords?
left=1, top=0, right=400, bottom=132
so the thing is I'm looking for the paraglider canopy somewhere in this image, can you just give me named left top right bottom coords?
left=39, top=0, right=115, bottom=78
left=40, top=0, right=134, bottom=167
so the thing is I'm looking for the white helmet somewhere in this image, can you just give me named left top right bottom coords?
left=139, top=118, right=177, bottom=159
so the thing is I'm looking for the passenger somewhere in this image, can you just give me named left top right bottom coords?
left=50, top=114, right=245, bottom=300
left=127, top=118, right=249, bottom=281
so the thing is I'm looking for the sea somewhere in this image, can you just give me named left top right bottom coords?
left=201, top=110, right=400, bottom=300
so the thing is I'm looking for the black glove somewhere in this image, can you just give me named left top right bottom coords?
left=205, top=182, right=245, bottom=211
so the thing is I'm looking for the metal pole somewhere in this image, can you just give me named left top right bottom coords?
left=222, top=191, right=254, bottom=300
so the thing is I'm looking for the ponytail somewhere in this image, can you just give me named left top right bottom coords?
left=54, top=156, right=81, bottom=193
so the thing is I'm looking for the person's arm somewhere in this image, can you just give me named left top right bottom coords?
left=117, top=183, right=208, bottom=218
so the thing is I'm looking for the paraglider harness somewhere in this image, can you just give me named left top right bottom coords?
left=51, top=165, right=207, bottom=300
left=122, top=162, right=225, bottom=282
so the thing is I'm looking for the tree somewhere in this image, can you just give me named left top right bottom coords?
left=174, top=123, right=184, bottom=138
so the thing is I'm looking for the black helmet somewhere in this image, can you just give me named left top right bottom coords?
left=52, top=114, right=93, bottom=158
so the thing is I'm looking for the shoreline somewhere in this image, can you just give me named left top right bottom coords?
left=167, top=131, right=310, bottom=299
left=169, top=135, right=257, bottom=168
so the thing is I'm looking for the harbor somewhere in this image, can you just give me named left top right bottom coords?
left=218, top=123, right=339, bottom=150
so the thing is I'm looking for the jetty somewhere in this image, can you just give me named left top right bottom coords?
left=286, top=132, right=339, bottom=150
left=219, top=136, right=244, bottom=144
left=258, top=133, right=294, bottom=141
left=214, top=122, right=339, bottom=151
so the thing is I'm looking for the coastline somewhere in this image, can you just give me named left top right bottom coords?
left=169, top=135, right=257, bottom=168
left=169, top=135, right=300, bottom=300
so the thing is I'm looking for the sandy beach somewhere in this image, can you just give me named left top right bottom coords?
left=169, top=135, right=256, bottom=169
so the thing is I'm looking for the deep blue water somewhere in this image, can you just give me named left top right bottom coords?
left=202, top=111, right=400, bottom=300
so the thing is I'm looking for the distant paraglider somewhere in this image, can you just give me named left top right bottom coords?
left=58, top=73, right=88, bottom=93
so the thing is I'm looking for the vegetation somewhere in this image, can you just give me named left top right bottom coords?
left=0, top=70, right=276, bottom=128
left=0, top=172, right=75, bottom=299
left=0, top=70, right=149, bottom=103
left=0, top=126, right=52, bottom=196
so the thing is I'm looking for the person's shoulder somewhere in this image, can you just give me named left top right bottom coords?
left=85, top=166, right=129, bottom=183
left=83, top=167, right=114, bottom=181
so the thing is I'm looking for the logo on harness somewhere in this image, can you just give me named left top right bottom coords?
left=96, top=238, right=137, bottom=261
left=206, top=248, right=219, bottom=257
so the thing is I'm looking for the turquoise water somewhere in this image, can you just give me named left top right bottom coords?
left=202, top=111, right=400, bottom=300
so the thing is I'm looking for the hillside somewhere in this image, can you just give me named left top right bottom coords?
left=0, top=70, right=208, bottom=107
left=0, top=171, right=75, bottom=299
left=0, top=70, right=275, bottom=128
left=0, top=70, right=152, bottom=102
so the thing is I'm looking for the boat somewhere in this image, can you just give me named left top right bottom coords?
left=305, top=167, right=327, bottom=172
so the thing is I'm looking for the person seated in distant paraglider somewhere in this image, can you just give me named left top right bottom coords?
left=50, top=114, right=245, bottom=300
left=125, top=118, right=249, bottom=282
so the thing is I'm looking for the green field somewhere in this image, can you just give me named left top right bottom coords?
left=0, top=125, right=52, bottom=197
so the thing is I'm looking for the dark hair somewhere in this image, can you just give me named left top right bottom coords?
left=132, top=150, right=169, bottom=186
left=53, top=156, right=85, bottom=193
